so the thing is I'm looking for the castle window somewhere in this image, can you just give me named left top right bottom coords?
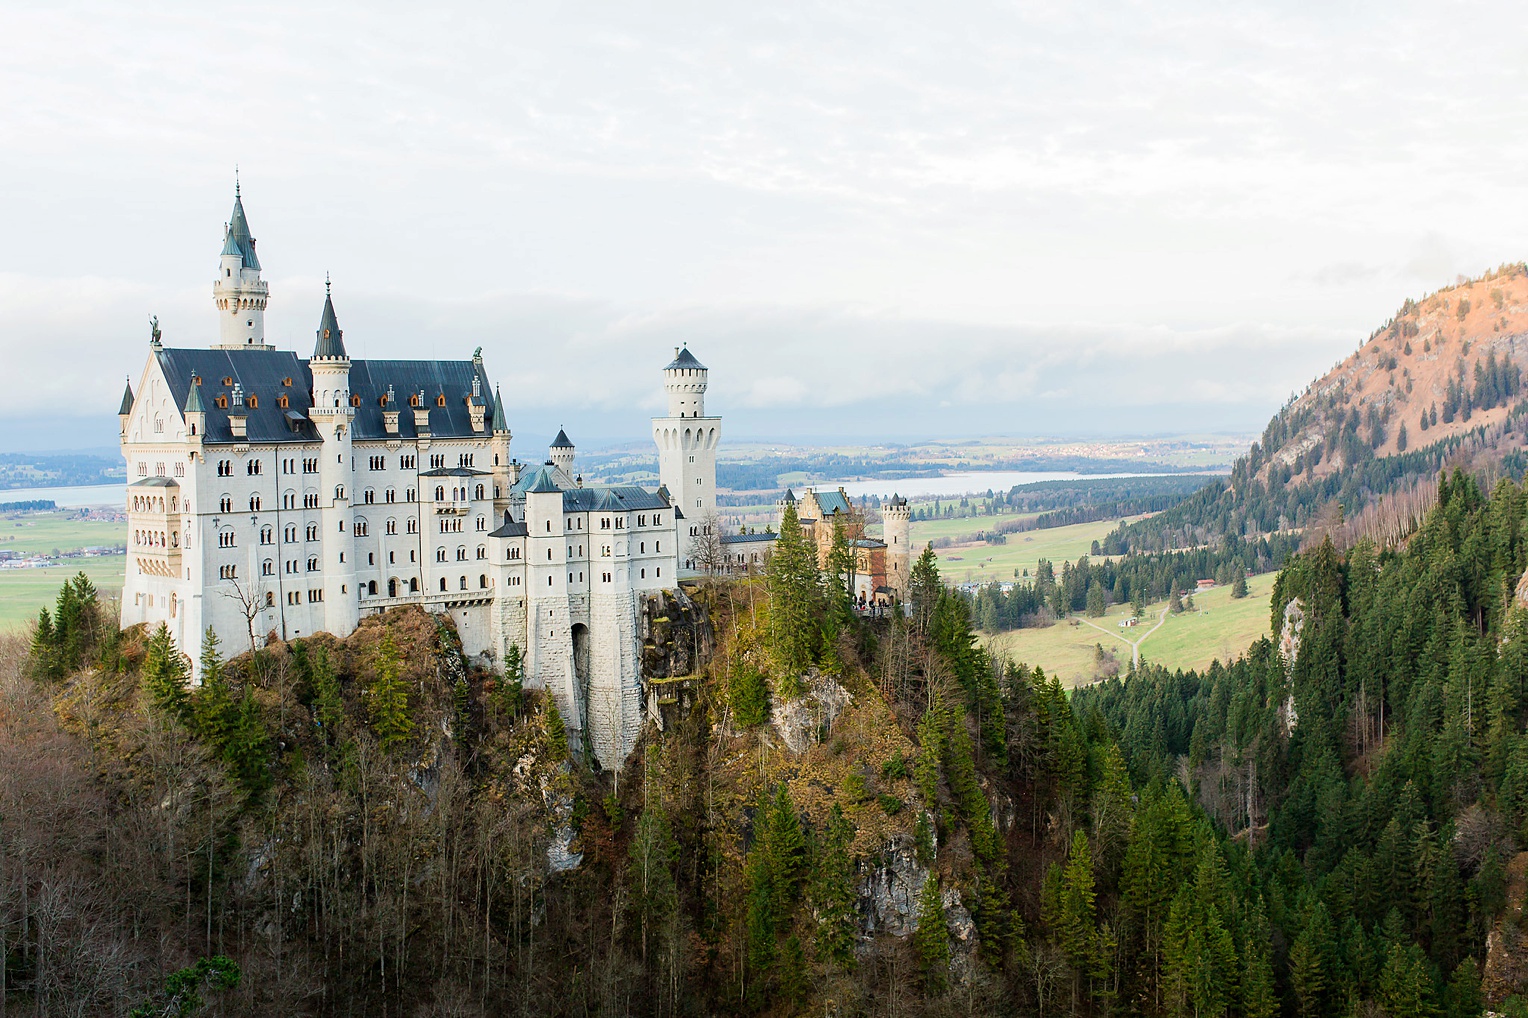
left=307, top=556, right=319, bottom=571
left=656, top=567, right=661, bottom=577
left=401, top=455, right=415, bottom=469
left=215, top=396, right=228, bottom=409
left=655, top=541, right=661, bottom=552
left=409, top=577, right=419, bottom=593
left=436, top=394, right=447, bottom=407
left=278, top=395, right=290, bottom=408
left=641, top=568, right=646, bottom=579
left=476, top=516, right=486, bottom=532
left=355, top=520, right=369, bottom=537
left=222, top=377, right=233, bottom=387
left=386, top=519, right=397, bottom=535
left=265, top=592, right=274, bottom=607
left=285, top=524, right=297, bottom=542
left=475, top=484, right=485, bottom=500
left=437, top=548, right=446, bottom=562
left=138, top=462, right=147, bottom=476
left=351, top=394, right=362, bottom=407
left=219, top=564, right=238, bottom=579
left=480, top=574, right=488, bottom=588
left=410, top=395, right=421, bottom=408
left=335, top=486, right=345, bottom=500
left=477, top=546, right=486, bottom=560
left=306, top=523, right=318, bottom=541
left=457, top=546, right=467, bottom=561
left=363, top=489, right=375, bottom=504
left=440, top=578, right=447, bottom=592
left=638, top=515, right=646, bottom=527
left=247, top=394, right=258, bottom=409
left=367, top=581, right=377, bottom=596
left=407, top=517, right=418, bottom=534
left=249, top=495, right=261, bottom=512
left=460, top=576, right=468, bottom=589
left=219, top=496, right=232, bottom=513
left=260, top=526, right=272, bottom=544
left=218, top=460, right=232, bottom=476
left=261, top=560, right=274, bottom=576
left=385, top=488, right=396, bottom=503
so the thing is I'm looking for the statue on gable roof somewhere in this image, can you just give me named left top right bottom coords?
left=149, top=315, right=162, bottom=347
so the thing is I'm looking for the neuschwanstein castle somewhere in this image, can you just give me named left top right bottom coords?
left=118, top=187, right=721, bottom=767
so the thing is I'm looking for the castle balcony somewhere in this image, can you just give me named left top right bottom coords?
left=434, top=502, right=470, bottom=516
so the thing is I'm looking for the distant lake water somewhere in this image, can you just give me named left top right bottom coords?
left=1, top=483, right=126, bottom=507
left=828, top=471, right=1211, bottom=500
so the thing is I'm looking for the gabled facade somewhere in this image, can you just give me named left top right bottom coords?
left=120, top=188, right=719, bottom=768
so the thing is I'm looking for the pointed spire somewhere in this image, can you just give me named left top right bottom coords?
left=223, top=182, right=261, bottom=271
left=118, top=377, right=135, bottom=415
left=491, top=385, right=509, bottom=432
left=313, top=280, right=347, bottom=360
left=551, top=428, right=574, bottom=449
left=184, top=377, right=205, bottom=413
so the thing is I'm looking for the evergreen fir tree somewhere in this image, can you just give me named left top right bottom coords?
left=544, top=695, right=569, bottom=761
left=728, top=664, right=770, bottom=728
left=909, top=544, right=942, bottom=637
left=1379, top=941, right=1437, bottom=1018
left=191, top=627, right=235, bottom=749
left=366, top=633, right=413, bottom=751
left=307, top=644, right=344, bottom=749
left=1231, top=571, right=1248, bottom=599
left=143, top=622, right=190, bottom=722
left=809, top=804, right=858, bottom=971
left=494, top=643, right=524, bottom=720
left=912, top=873, right=949, bottom=996
left=766, top=502, right=822, bottom=690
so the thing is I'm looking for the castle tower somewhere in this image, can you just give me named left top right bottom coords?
left=212, top=182, right=271, bottom=349
left=490, top=385, right=514, bottom=506
left=883, top=495, right=911, bottom=600
left=308, top=282, right=358, bottom=635
left=651, top=346, right=720, bottom=570
left=549, top=429, right=575, bottom=479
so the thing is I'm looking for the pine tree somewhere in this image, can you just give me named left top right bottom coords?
left=143, top=622, right=190, bottom=722
left=224, top=686, right=271, bottom=799
left=1086, top=581, right=1106, bottom=617
left=1379, top=941, right=1437, bottom=1018
left=766, top=502, right=822, bottom=689
left=191, top=627, right=235, bottom=749
left=912, top=873, right=949, bottom=995
left=778, top=935, right=807, bottom=1005
left=366, top=633, right=413, bottom=751
left=494, top=643, right=524, bottom=720
left=630, top=801, right=678, bottom=965
left=29, top=606, right=59, bottom=682
left=909, top=544, right=942, bottom=637
left=809, top=804, right=858, bottom=971
left=728, top=664, right=770, bottom=728
left=765, top=784, right=806, bottom=900
left=307, top=644, right=344, bottom=750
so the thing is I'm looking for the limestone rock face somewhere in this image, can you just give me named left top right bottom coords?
left=858, top=835, right=927, bottom=940
left=640, top=587, right=714, bottom=679
left=770, top=671, right=852, bottom=756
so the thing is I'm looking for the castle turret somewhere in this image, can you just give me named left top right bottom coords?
left=883, top=494, right=911, bottom=600
left=118, top=377, right=134, bottom=436
left=212, top=182, right=271, bottom=349
left=550, top=428, right=575, bottom=479
left=308, top=281, right=358, bottom=634
left=651, top=345, right=721, bottom=572
left=491, top=385, right=513, bottom=505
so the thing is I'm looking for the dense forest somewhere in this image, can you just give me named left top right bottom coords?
left=1, top=486, right=1525, bottom=1015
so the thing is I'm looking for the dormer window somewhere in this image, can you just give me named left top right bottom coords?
left=222, top=377, right=233, bottom=387
left=246, top=394, right=258, bottom=408
left=278, top=395, right=289, bottom=408
left=436, top=394, right=447, bottom=408
left=282, top=377, right=292, bottom=387
left=351, top=394, right=362, bottom=407
left=409, top=394, right=421, bottom=408
left=215, top=395, right=229, bottom=409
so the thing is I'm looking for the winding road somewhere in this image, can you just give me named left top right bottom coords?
left=1073, top=603, right=1170, bottom=670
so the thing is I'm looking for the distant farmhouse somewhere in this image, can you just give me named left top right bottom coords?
left=117, top=185, right=722, bottom=768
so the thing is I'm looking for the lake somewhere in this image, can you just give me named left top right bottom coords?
left=827, top=470, right=1212, bottom=500
left=1, top=483, right=126, bottom=507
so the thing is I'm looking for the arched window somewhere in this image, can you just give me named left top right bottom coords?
left=410, top=577, right=419, bottom=593
left=439, top=577, right=447, bottom=592
left=367, top=580, right=377, bottom=595
left=479, top=574, right=488, bottom=589
left=435, top=485, right=445, bottom=502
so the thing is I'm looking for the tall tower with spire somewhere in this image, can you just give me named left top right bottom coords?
left=651, top=345, right=720, bottom=571
left=213, top=182, right=271, bottom=349
left=309, top=280, right=359, bottom=635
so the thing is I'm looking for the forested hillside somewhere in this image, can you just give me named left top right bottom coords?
left=1107, top=265, right=1528, bottom=558
left=1, top=493, right=1525, bottom=1015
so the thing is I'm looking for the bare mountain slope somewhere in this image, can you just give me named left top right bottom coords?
left=1106, top=263, right=1528, bottom=556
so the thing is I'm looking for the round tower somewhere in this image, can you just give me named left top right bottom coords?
left=652, top=345, right=721, bottom=573
left=212, top=182, right=271, bottom=349
left=883, top=495, right=912, bottom=600
left=308, top=281, right=358, bottom=635
left=549, top=428, right=575, bottom=478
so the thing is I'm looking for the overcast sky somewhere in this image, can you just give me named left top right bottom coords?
left=4, top=1, right=1528, bottom=452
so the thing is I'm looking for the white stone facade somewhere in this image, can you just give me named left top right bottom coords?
left=119, top=190, right=714, bottom=770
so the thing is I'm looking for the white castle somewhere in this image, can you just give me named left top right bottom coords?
left=118, top=187, right=719, bottom=768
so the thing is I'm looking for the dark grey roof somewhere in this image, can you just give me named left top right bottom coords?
left=223, top=190, right=260, bottom=271
left=550, top=428, right=574, bottom=449
left=118, top=378, right=134, bottom=415
left=781, top=488, right=796, bottom=503
left=489, top=511, right=528, bottom=538
left=130, top=476, right=179, bottom=487
left=514, top=463, right=562, bottom=494
left=561, top=485, right=669, bottom=513
left=313, top=292, right=347, bottom=360
left=665, top=345, right=705, bottom=371
left=722, top=532, right=777, bottom=545
left=851, top=538, right=886, bottom=549
left=152, top=347, right=502, bottom=445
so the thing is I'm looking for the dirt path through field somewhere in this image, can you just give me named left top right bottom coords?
left=1074, top=605, right=1169, bottom=670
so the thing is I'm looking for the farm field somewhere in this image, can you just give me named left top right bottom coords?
left=920, top=515, right=1150, bottom=585
left=0, top=511, right=126, bottom=629
left=985, top=574, right=1274, bottom=687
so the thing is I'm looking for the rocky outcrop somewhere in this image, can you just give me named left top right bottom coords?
left=770, top=670, right=853, bottom=755
left=858, top=834, right=928, bottom=940
left=640, top=586, right=714, bottom=680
